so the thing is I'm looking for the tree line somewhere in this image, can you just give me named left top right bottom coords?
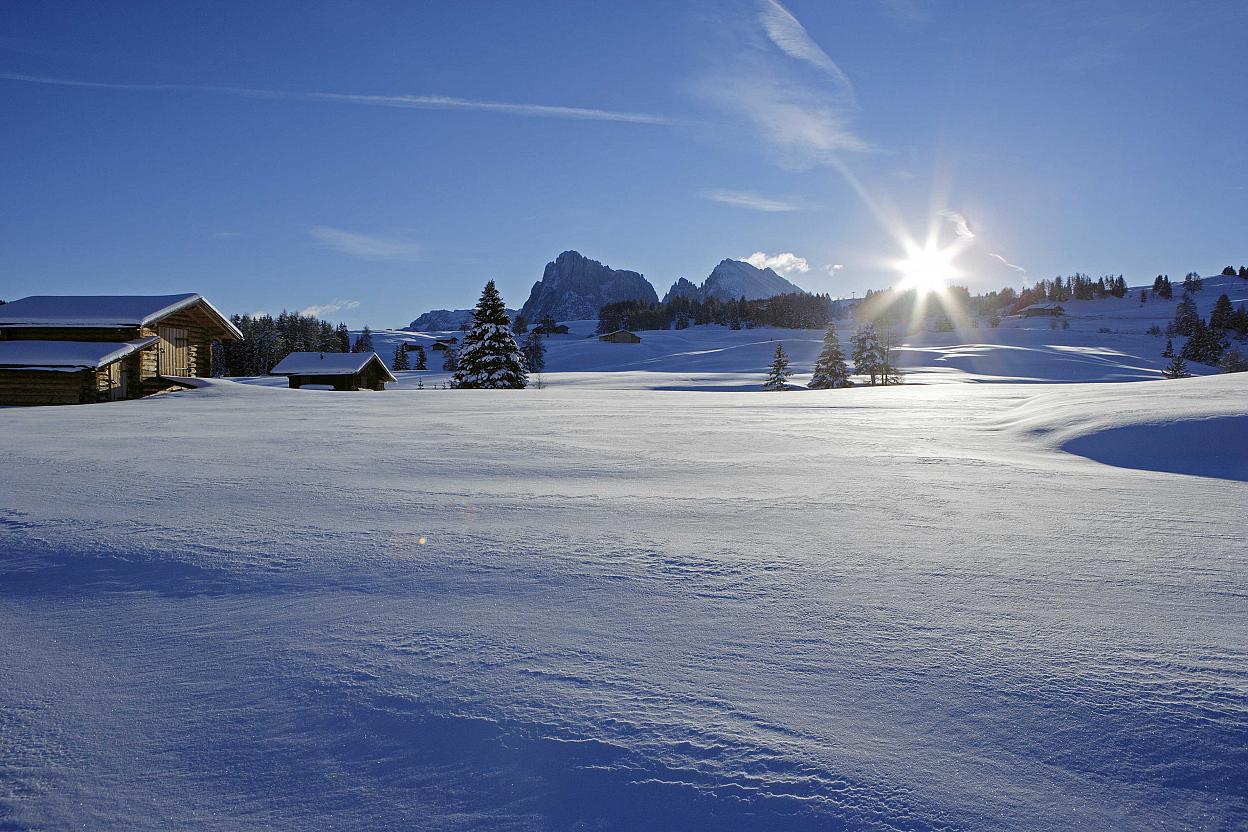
left=213, top=311, right=351, bottom=376
left=597, top=292, right=839, bottom=335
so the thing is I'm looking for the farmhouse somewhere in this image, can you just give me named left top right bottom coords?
left=0, top=293, right=241, bottom=406
left=429, top=337, right=458, bottom=352
left=598, top=329, right=642, bottom=344
left=1019, top=303, right=1065, bottom=318
left=270, top=351, right=397, bottom=391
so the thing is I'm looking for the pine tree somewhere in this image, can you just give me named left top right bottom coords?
left=336, top=323, right=351, bottom=352
left=1219, top=347, right=1248, bottom=374
left=520, top=330, right=546, bottom=373
left=1161, top=337, right=1174, bottom=358
left=763, top=343, right=791, bottom=391
left=851, top=324, right=884, bottom=385
left=442, top=347, right=458, bottom=372
left=392, top=345, right=410, bottom=371
left=413, top=344, right=427, bottom=370
left=1210, top=294, right=1235, bottom=330
left=453, top=280, right=527, bottom=389
left=352, top=325, right=374, bottom=353
left=1162, top=354, right=1190, bottom=379
left=808, top=325, right=851, bottom=389
left=512, top=314, right=529, bottom=334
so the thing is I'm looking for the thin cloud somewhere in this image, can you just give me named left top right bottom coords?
left=825, top=263, right=845, bottom=274
left=309, top=227, right=421, bottom=261
left=702, top=189, right=803, bottom=212
left=939, top=210, right=976, bottom=239
left=300, top=298, right=361, bottom=317
left=987, top=252, right=1028, bottom=275
left=757, top=0, right=857, bottom=103
left=877, top=0, right=928, bottom=27
left=744, top=251, right=810, bottom=276
left=0, top=72, right=674, bottom=125
left=694, top=2, right=869, bottom=166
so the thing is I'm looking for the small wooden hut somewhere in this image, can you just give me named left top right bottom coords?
left=269, top=351, right=397, bottom=391
left=0, top=293, right=241, bottom=405
left=598, top=329, right=642, bottom=344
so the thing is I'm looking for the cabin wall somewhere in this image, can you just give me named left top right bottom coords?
left=0, top=369, right=95, bottom=405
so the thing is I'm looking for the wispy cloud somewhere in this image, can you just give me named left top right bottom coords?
left=694, top=1, right=868, bottom=166
left=701, top=188, right=804, bottom=212
left=744, top=251, right=810, bottom=276
left=938, top=209, right=976, bottom=239
left=987, top=252, right=1027, bottom=275
left=757, top=0, right=856, bottom=102
left=300, top=298, right=361, bottom=317
left=825, top=263, right=845, bottom=275
left=0, top=72, right=674, bottom=125
left=309, top=227, right=421, bottom=261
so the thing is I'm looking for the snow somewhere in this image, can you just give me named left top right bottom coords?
left=2, top=276, right=1247, bottom=829
left=270, top=350, right=397, bottom=381
left=0, top=293, right=240, bottom=336
left=0, top=336, right=158, bottom=370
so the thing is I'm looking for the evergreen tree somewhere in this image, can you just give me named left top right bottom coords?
left=1161, top=337, right=1175, bottom=358
left=392, top=345, right=410, bottom=371
left=1239, top=266, right=1248, bottom=280
left=1219, top=347, right=1248, bottom=374
left=442, top=347, right=458, bottom=372
left=1162, top=354, right=1190, bottom=379
left=512, top=314, right=529, bottom=334
left=1173, top=295, right=1200, bottom=337
left=1221, top=265, right=1237, bottom=276
left=412, top=344, right=427, bottom=370
left=851, top=325, right=885, bottom=385
left=763, top=343, right=791, bottom=391
left=808, top=325, right=851, bottom=389
left=335, top=323, right=350, bottom=352
left=1210, top=294, right=1235, bottom=330
left=352, top=325, right=374, bottom=353
left=453, top=280, right=527, bottom=389
left=520, top=330, right=546, bottom=373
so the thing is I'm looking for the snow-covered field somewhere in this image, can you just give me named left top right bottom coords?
left=2, top=366, right=1246, bottom=830
left=3, top=277, right=1247, bottom=830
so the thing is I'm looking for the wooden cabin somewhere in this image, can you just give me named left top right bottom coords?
left=269, top=351, right=397, bottom=391
left=429, top=337, right=458, bottom=352
left=533, top=323, right=570, bottom=335
left=598, top=329, right=642, bottom=344
left=1019, top=303, right=1065, bottom=318
left=0, top=293, right=241, bottom=406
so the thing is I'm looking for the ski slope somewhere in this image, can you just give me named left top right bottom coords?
left=1, top=371, right=1246, bottom=830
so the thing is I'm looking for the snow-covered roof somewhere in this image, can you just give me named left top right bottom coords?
left=270, top=351, right=398, bottom=381
left=0, top=337, right=158, bottom=371
left=0, top=293, right=243, bottom=338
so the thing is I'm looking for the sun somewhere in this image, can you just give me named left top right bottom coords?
left=895, top=240, right=958, bottom=295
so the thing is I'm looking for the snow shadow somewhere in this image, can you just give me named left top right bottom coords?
left=1062, top=415, right=1248, bottom=481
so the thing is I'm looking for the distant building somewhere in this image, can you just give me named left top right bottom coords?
left=532, top=323, right=570, bottom=335
left=1019, top=303, right=1065, bottom=318
left=0, top=293, right=241, bottom=406
left=598, top=329, right=642, bottom=344
left=429, top=337, right=459, bottom=352
left=270, top=351, right=397, bottom=391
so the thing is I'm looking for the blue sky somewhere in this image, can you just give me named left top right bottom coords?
left=2, top=0, right=1245, bottom=327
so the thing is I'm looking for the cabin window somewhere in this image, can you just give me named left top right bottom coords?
left=158, top=326, right=190, bottom=376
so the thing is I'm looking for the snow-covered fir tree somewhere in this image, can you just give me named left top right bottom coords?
left=453, top=280, right=527, bottom=389
left=352, top=325, right=374, bottom=353
left=1162, top=354, right=1190, bottom=379
left=520, top=330, right=546, bottom=373
left=808, top=324, right=851, bottom=389
left=763, top=343, right=791, bottom=391
left=392, top=345, right=410, bottom=371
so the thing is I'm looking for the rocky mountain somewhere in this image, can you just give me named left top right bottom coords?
left=663, top=259, right=807, bottom=303
left=407, top=307, right=516, bottom=331
left=519, top=251, right=659, bottom=322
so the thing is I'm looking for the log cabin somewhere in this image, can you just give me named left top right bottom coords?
left=0, top=293, right=242, bottom=406
left=269, top=351, right=397, bottom=391
left=598, top=329, right=642, bottom=344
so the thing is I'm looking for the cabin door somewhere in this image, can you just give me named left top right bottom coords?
left=158, top=326, right=190, bottom=376
left=106, top=361, right=127, bottom=401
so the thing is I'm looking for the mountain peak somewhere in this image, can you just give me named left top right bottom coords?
left=519, top=252, right=659, bottom=322
left=663, top=259, right=807, bottom=304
